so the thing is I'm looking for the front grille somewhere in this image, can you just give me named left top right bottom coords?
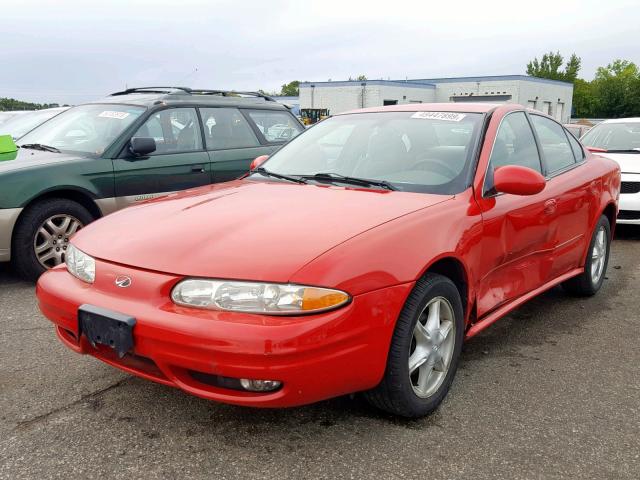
left=618, top=210, right=640, bottom=220
left=621, top=182, right=640, bottom=194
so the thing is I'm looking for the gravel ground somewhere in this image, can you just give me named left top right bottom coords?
left=1, top=226, right=639, bottom=480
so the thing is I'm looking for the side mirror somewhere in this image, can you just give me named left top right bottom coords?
left=250, top=154, right=269, bottom=170
left=130, top=137, right=156, bottom=156
left=494, top=165, right=546, bottom=196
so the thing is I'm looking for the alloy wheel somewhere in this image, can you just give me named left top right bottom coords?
left=34, top=214, right=83, bottom=269
left=590, top=225, right=607, bottom=285
left=408, top=296, right=456, bottom=398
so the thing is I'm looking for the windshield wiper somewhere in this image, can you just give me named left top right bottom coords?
left=302, top=172, right=397, bottom=191
left=19, top=143, right=61, bottom=153
left=252, top=167, right=307, bottom=184
left=605, top=149, right=640, bottom=154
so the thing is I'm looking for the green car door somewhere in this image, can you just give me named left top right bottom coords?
left=200, top=107, right=273, bottom=182
left=112, top=107, right=211, bottom=208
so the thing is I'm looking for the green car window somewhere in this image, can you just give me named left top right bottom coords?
left=132, top=108, right=203, bottom=155
left=246, top=110, right=303, bottom=143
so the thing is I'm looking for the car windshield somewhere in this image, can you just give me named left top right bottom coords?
left=581, top=122, right=640, bottom=152
left=0, top=108, right=67, bottom=140
left=18, top=104, right=145, bottom=155
left=261, top=111, right=484, bottom=194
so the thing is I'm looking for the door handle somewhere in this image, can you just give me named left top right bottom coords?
left=191, top=165, right=205, bottom=173
left=544, top=198, right=557, bottom=215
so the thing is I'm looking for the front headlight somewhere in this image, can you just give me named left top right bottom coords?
left=171, top=279, right=350, bottom=315
left=65, top=244, right=95, bottom=283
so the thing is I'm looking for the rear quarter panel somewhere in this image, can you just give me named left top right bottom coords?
left=585, top=152, right=620, bottom=238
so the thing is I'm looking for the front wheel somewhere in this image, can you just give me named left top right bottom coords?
left=365, top=273, right=464, bottom=418
left=11, top=198, right=93, bottom=281
left=562, top=214, right=611, bottom=296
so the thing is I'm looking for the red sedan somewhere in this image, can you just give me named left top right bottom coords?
left=37, top=103, right=620, bottom=417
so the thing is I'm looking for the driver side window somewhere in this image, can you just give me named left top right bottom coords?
left=485, top=111, right=542, bottom=194
left=132, top=108, right=202, bottom=155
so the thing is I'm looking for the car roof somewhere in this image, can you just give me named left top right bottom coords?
left=599, top=118, right=640, bottom=124
left=339, top=102, right=507, bottom=116
left=85, top=87, right=290, bottom=111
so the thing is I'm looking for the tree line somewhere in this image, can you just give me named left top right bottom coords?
left=527, top=51, right=640, bottom=118
left=0, top=97, right=62, bottom=111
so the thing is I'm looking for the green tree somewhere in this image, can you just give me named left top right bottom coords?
left=572, top=78, right=596, bottom=118
left=0, top=97, right=57, bottom=111
left=592, top=60, right=640, bottom=118
left=280, top=80, right=300, bottom=96
left=526, top=51, right=581, bottom=82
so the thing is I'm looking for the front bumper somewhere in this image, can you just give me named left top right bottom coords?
left=618, top=174, right=640, bottom=225
left=37, top=261, right=413, bottom=408
left=0, top=208, right=22, bottom=262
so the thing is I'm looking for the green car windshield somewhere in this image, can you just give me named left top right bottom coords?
left=18, top=104, right=145, bottom=155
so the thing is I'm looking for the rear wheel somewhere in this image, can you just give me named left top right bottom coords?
left=562, top=215, right=611, bottom=296
left=365, top=273, right=464, bottom=418
left=12, top=198, right=93, bottom=281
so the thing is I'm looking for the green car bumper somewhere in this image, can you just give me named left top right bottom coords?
left=0, top=208, right=22, bottom=262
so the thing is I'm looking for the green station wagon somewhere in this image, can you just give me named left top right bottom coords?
left=0, top=87, right=304, bottom=280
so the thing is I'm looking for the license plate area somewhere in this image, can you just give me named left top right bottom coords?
left=78, top=304, right=136, bottom=358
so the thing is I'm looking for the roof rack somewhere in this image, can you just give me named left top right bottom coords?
left=109, top=86, right=193, bottom=96
left=109, top=87, right=278, bottom=103
left=184, top=89, right=277, bottom=102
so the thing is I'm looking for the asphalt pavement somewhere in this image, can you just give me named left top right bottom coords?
left=1, top=227, right=639, bottom=480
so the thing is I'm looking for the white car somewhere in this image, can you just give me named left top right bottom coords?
left=581, top=118, right=640, bottom=224
left=0, top=107, right=68, bottom=140
left=0, top=111, right=31, bottom=126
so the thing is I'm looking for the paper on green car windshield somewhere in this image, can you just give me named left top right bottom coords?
left=0, top=134, right=17, bottom=155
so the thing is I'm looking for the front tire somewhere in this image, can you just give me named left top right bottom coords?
left=562, top=214, right=611, bottom=296
left=12, top=198, right=93, bottom=281
left=365, top=273, right=464, bottom=418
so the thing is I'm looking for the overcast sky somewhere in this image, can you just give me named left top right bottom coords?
left=2, top=0, right=638, bottom=105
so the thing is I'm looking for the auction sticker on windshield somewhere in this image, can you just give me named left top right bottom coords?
left=98, top=111, right=130, bottom=120
left=411, top=112, right=466, bottom=122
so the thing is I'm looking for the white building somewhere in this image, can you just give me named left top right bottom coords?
left=299, top=75, right=574, bottom=122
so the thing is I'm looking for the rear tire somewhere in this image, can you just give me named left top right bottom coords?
left=365, top=273, right=464, bottom=418
left=12, top=198, right=93, bottom=282
left=562, top=214, right=610, bottom=296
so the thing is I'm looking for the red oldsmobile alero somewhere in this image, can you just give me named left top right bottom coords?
left=37, top=103, right=620, bottom=417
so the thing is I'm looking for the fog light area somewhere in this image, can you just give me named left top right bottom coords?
left=188, top=370, right=282, bottom=393
left=240, top=379, right=282, bottom=392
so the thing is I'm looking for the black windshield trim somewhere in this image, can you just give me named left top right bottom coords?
left=300, top=172, right=397, bottom=191
left=251, top=167, right=308, bottom=184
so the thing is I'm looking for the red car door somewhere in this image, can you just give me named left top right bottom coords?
left=474, top=110, right=556, bottom=317
left=528, top=115, right=597, bottom=278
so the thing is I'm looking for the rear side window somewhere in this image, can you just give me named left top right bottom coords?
left=200, top=108, right=259, bottom=150
left=530, top=115, right=576, bottom=174
left=245, top=110, right=303, bottom=143
left=566, top=130, right=585, bottom=162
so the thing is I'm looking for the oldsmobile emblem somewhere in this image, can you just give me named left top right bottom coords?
left=114, top=275, right=132, bottom=288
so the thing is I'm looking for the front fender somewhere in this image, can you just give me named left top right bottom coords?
left=0, top=157, right=113, bottom=209
left=289, top=192, right=483, bottom=299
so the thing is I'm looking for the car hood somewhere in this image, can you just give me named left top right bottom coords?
left=597, top=152, right=640, bottom=174
left=73, top=179, right=451, bottom=282
left=0, top=147, right=83, bottom=173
